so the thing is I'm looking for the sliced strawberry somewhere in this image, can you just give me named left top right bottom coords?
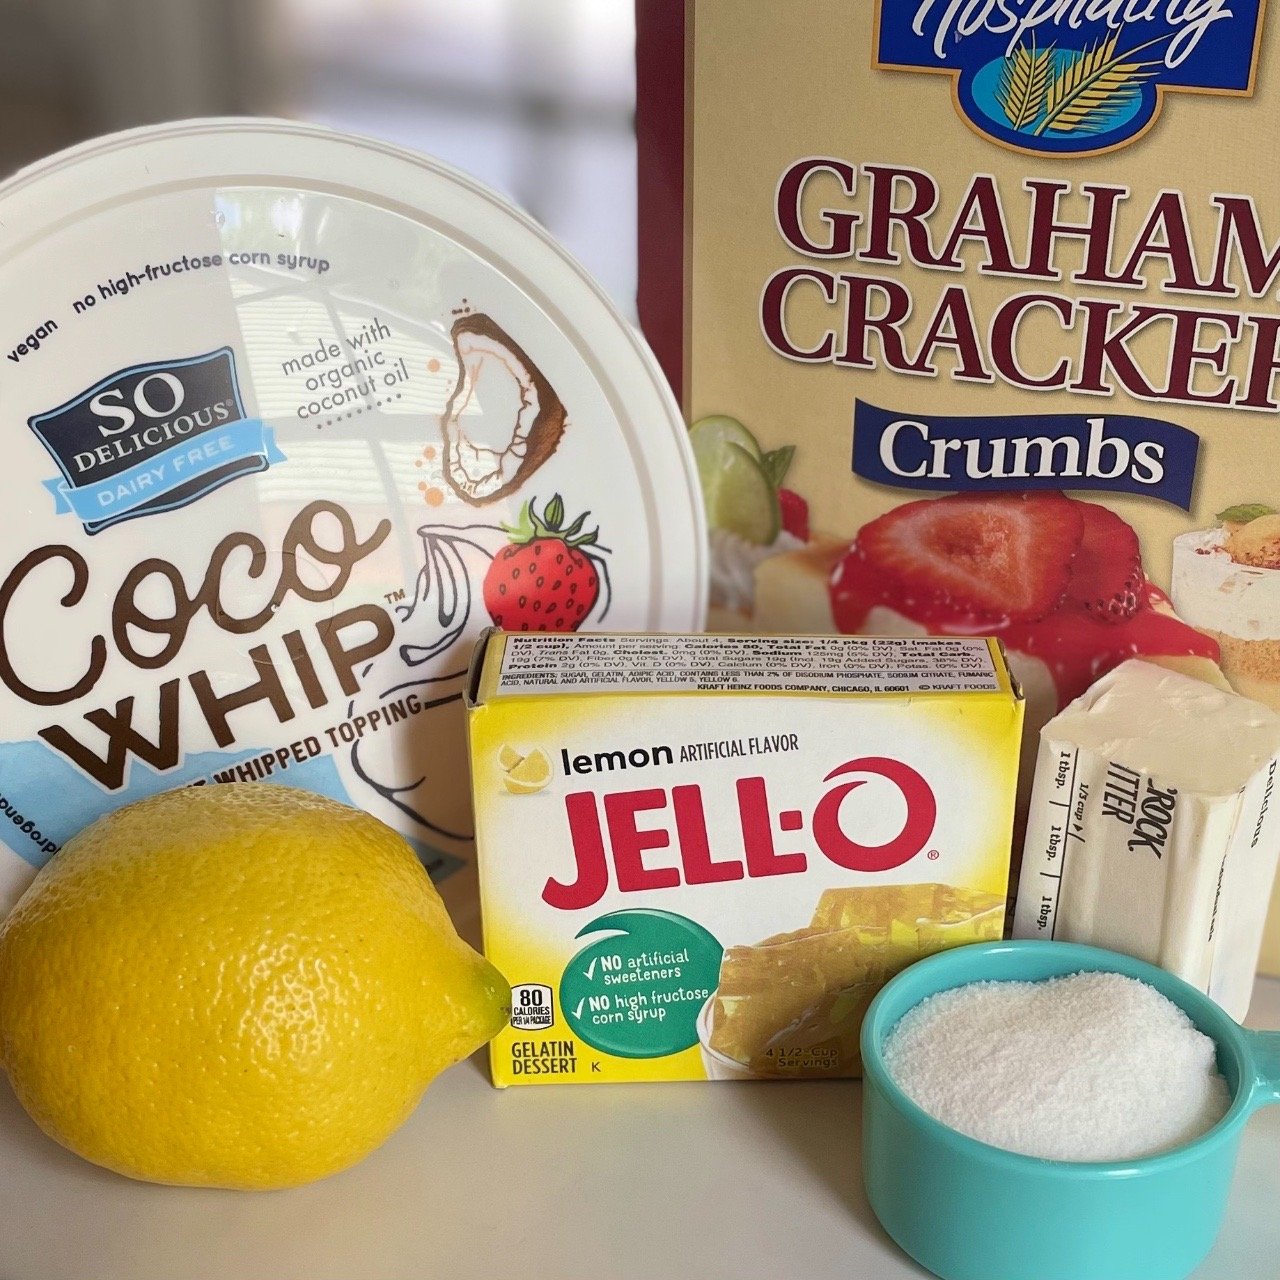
left=1063, top=501, right=1146, bottom=623
left=854, top=492, right=1083, bottom=623
left=778, top=488, right=810, bottom=542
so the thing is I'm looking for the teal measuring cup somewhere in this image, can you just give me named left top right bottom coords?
left=861, top=941, right=1280, bottom=1280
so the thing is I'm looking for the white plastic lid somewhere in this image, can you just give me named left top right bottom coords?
left=0, top=118, right=705, bottom=907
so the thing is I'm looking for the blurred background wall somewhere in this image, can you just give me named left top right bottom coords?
left=0, top=0, right=638, bottom=310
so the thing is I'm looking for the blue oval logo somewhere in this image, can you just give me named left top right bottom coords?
left=876, top=2, right=1265, bottom=157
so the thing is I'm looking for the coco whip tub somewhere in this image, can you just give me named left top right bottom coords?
left=0, top=119, right=706, bottom=917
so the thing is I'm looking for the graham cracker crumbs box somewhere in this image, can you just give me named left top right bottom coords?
left=636, top=0, right=1280, bottom=968
left=467, top=630, right=1022, bottom=1085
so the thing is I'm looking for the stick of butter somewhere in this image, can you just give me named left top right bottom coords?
left=1013, top=659, right=1280, bottom=1020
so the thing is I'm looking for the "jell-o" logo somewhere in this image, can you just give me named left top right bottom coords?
left=544, top=756, right=938, bottom=911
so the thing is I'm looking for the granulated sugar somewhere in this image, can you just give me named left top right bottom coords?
left=882, top=972, right=1231, bottom=1162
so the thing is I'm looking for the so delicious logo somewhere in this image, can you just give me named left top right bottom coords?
left=28, top=348, right=285, bottom=535
left=544, top=756, right=938, bottom=911
left=875, top=0, right=1265, bottom=155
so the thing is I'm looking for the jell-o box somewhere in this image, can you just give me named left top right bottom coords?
left=466, top=630, right=1022, bottom=1085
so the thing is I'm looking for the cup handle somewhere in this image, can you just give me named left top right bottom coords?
left=1244, top=1029, right=1280, bottom=1108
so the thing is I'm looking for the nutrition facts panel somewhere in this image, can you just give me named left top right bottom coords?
left=495, top=633, right=1004, bottom=695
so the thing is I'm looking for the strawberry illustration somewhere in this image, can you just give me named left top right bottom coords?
left=484, top=495, right=602, bottom=632
left=1063, top=501, right=1146, bottom=623
left=854, top=492, right=1084, bottom=623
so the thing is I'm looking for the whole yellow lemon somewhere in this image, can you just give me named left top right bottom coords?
left=0, top=784, right=509, bottom=1189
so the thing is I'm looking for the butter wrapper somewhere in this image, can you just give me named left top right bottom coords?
left=1014, top=660, right=1280, bottom=1019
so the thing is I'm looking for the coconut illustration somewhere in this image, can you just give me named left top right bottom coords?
left=440, top=313, right=568, bottom=506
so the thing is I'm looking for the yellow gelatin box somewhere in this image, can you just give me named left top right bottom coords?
left=466, top=631, right=1023, bottom=1085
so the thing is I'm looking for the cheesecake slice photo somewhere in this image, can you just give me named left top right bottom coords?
left=692, top=421, right=1229, bottom=790
left=1173, top=503, right=1280, bottom=712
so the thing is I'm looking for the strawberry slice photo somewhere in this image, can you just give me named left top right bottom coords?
left=483, top=494, right=608, bottom=632
left=853, top=492, right=1084, bottom=623
left=778, top=487, right=810, bottom=542
left=1062, top=500, right=1147, bottom=623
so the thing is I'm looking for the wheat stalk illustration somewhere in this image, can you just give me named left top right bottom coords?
left=996, top=36, right=1054, bottom=131
left=1033, top=30, right=1172, bottom=137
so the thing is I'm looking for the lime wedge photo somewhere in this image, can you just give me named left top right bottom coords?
left=700, top=442, right=781, bottom=545
left=690, top=415, right=762, bottom=460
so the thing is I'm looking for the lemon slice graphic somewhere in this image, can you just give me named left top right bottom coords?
left=503, top=748, right=552, bottom=794
left=497, top=743, right=525, bottom=771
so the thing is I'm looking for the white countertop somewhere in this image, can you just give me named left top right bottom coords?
left=0, top=979, right=1276, bottom=1280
